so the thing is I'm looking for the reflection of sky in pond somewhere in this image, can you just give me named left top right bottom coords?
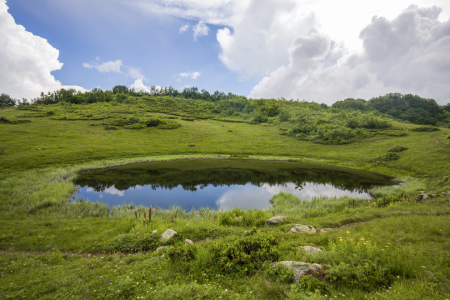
left=76, top=181, right=372, bottom=211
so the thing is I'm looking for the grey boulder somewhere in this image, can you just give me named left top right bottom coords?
left=159, top=229, right=178, bottom=242
left=289, top=225, right=317, bottom=234
left=272, top=261, right=325, bottom=283
left=265, top=216, right=286, bottom=226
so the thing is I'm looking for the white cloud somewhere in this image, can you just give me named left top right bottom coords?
left=83, top=59, right=122, bottom=73
left=178, top=71, right=201, bottom=80
left=217, top=1, right=321, bottom=76
left=193, top=20, right=209, bottom=40
left=104, top=186, right=125, bottom=197
left=95, top=59, right=123, bottom=73
left=130, top=79, right=151, bottom=92
left=82, top=62, right=94, bottom=69
left=0, top=1, right=85, bottom=100
left=128, top=0, right=252, bottom=27
left=179, top=24, right=190, bottom=33
left=84, top=58, right=146, bottom=80
left=249, top=5, right=450, bottom=105
left=127, top=66, right=146, bottom=80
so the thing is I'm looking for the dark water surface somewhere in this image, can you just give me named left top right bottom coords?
left=74, top=159, right=393, bottom=211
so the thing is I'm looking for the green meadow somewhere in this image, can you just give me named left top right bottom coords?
left=1, top=92, right=450, bottom=299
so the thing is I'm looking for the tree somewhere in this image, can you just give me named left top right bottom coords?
left=112, top=85, right=129, bottom=94
left=0, top=93, right=16, bottom=107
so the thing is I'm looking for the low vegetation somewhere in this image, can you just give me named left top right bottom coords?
left=0, top=88, right=450, bottom=299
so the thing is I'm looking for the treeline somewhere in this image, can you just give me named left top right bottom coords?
left=332, top=93, right=450, bottom=126
left=2, top=87, right=449, bottom=127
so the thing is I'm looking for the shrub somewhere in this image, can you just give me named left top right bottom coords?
left=388, top=145, right=408, bottom=152
left=168, top=244, right=197, bottom=262
left=410, top=125, right=440, bottom=131
left=208, top=231, right=280, bottom=275
left=157, top=121, right=181, bottom=129
left=262, top=263, right=294, bottom=284
left=314, top=235, right=413, bottom=291
left=373, top=152, right=400, bottom=162
left=296, top=275, right=329, bottom=294
left=110, top=231, right=160, bottom=253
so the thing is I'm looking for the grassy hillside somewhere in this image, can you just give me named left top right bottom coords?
left=0, top=96, right=450, bottom=299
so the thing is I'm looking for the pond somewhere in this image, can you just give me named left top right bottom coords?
left=73, top=159, right=394, bottom=211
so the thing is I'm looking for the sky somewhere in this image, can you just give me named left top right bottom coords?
left=1, top=0, right=450, bottom=105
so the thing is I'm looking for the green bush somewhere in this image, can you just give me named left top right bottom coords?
left=315, top=235, right=413, bottom=291
left=388, top=145, right=408, bottom=152
left=208, top=231, right=280, bottom=275
left=157, top=121, right=181, bottom=129
left=297, top=275, right=329, bottom=294
left=262, top=263, right=294, bottom=284
left=167, top=244, right=197, bottom=262
left=373, top=152, right=400, bottom=162
left=410, top=125, right=440, bottom=131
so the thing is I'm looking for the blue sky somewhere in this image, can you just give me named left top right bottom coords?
left=6, top=0, right=258, bottom=96
left=1, top=0, right=450, bottom=104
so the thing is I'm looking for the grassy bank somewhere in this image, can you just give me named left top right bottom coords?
left=1, top=104, right=450, bottom=299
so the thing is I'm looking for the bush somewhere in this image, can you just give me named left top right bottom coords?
left=167, top=244, right=197, bottom=262
left=314, top=235, right=413, bottom=291
left=208, top=230, right=280, bottom=275
left=410, top=125, right=440, bottom=131
left=262, top=263, right=294, bottom=284
left=388, top=145, right=408, bottom=152
left=373, top=152, right=400, bottom=162
left=157, top=121, right=181, bottom=129
left=110, top=231, right=160, bottom=253
left=297, top=275, right=329, bottom=294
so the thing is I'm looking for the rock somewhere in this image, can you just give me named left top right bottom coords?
left=288, top=225, right=317, bottom=234
left=265, top=216, right=286, bottom=226
left=417, top=194, right=429, bottom=201
left=299, top=246, right=323, bottom=254
left=159, top=229, right=178, bottom=242
left=156, top=246, right=170, bottom=252
left=320, top=228, right=334, bottom=234
left=272, top=261, right=325, bottom=283
left=418, top=191, right=426, bottom=194
left=151, top=230, right=157, bottom=235
left=430, top=194, right=437, bottom=198
left=185, top=239, right=194, bottom=245
left=236, top=216, right=243, bottom=222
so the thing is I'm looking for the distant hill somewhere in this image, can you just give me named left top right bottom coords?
left=332, top=93, right=449, bottom=126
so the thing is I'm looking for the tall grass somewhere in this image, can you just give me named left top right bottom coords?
left=369, top=177, right=427, bottom=197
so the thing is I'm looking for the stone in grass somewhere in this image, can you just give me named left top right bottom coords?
left=299, top=246, right=323, bottom=255
left=151, top=230, right=157, bottom=235
left=159, top=229, right=178, bottom=242
left=320, top=228, right=334, bottom=234
left=417, top=194, right=429, bottom=201
left=289, top=225, right=317, bottom=234
left=272, top=261, right=325, bottom=284
left=265, top=216, right=286, bottom=226
left=185, top=239, right=194, bottom=245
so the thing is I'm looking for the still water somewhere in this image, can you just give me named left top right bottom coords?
left=74, top=159, right=393, bottom=211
